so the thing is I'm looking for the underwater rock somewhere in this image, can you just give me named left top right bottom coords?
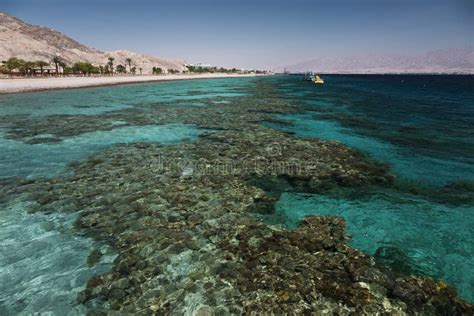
left=86, top=248, right=103, bottom=267
left=24, top=137, right=63, bottom=144
left=16, top=78, right=472, bottom=314
left=374, top=245, right=419, bottom=276
left=444, top=180, right=474, bottom=192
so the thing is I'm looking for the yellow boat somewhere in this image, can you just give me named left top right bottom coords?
left=313, top=75, right=324, bottom=84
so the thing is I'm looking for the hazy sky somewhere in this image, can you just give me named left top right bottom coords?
left=2, top=0, right=473, bottom=69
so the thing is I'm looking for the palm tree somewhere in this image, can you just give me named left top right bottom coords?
left=125, top=58, right=132, bottom=73
left=107, top=57, right=115, bottom=75
left=52, top=56, right=62, bottom=75
left=139, top=67, right=143, bottom=75
left=35, top=61, right=49, bottom=76
left=23, top=61, right=36, bottom=76
left=152, top=67, right=163, bottom=75
left=58, top=61, right=67, bottom=75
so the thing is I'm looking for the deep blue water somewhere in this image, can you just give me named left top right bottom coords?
left=269, top=74, right=474, bottom=302
left=274, top=75, right=474, bottom=185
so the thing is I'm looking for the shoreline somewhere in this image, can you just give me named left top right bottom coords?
left=0, top=73, right=263, bottom=94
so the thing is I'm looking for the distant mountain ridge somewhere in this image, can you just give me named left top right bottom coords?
left=285, top=47, right=474, bottom=74
left=0, top=12, right=186, bottom=74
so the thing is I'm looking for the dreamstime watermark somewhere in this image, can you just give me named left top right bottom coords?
left=147, top=144, right=310, bottom=177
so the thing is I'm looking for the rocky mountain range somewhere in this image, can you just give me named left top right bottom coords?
left=2, top=12, right=472, bottom=75
left=285, top=47, right=474, bottom=74
left=0, top=12, right=186, bottom=74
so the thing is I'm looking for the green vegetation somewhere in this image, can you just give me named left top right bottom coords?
left=63, top=66, right=74, bottom=75
left=107, top=57, right=115, bottom=74
left=23, top=61, right=36, bottom=75
left=186, top=65, right=239, bottom=74
left=3, top=57, right=25, bottom=74
left=0, top=56, right=264, bottom=77
left=35, top=61, right=49, bottom=75
left=185, top=65, right=268, bottom=74
left=116, top=64, right=126, bottom=74
left=152, top=67, right=163, bottom=74
left=71, top=62, right=99, bottom=75
left=1, top=58, right=51, bottom=75
left=0, top=56, right=143, bottom=77
left=52, top=56, right=63, bottom=75
left=0, top=57, right=115, bottom=76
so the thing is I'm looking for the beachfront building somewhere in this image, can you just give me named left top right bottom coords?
left=185, top=63, right=212, bottom=68
left=31, top=66, right=58, bottom=75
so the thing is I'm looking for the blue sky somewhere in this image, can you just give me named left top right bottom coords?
left=2, top=0, right=473, bottom=69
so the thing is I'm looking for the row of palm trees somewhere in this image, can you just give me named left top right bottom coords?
left=106, top=57, right=142, bottom=75
left=1, top=56, right=255, bottom=76
left=0, top=57, right=63, bottom=75
left=0, top=56, right=146, bottom=76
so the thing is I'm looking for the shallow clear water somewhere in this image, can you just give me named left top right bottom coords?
left=276, top=191, right=474, bottom=301
left=0, top=124, right=202, bottom=179
left=0, top=77, right=252, bottom=314
left=269, top=75, right=474, bottom=301
left=0, top=77, right=251, bottom=117
left=0, top=197, right=116, bottom=315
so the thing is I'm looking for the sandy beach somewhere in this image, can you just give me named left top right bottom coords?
left=0, top=73, right=261, bottom=93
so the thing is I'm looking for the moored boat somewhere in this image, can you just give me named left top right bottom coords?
left=313, top=74, right=324, bottom=84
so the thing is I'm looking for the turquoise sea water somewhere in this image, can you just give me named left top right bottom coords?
left=0, top=77, right=254, bottom=180
left=0, top=124, right=202, bottom=179
left=0, top=77, right=252, bottom=314
left=269, top=75, right=474, bottom=301
left=0, top=75, right=473, bottom=311
left=0, top=77, right=250, bottom=117
left=0, top=198, right=116, bottom=315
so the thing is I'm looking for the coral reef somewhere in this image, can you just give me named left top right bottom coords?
left=1, top=79, right=472, bottom=314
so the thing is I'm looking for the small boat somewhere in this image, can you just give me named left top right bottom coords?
left=313, top=75, right=324, bottom=84
left=304, top=72, right=314, bottom=81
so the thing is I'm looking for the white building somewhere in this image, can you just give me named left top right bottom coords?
left=185, top=63, right=212, bottom=68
